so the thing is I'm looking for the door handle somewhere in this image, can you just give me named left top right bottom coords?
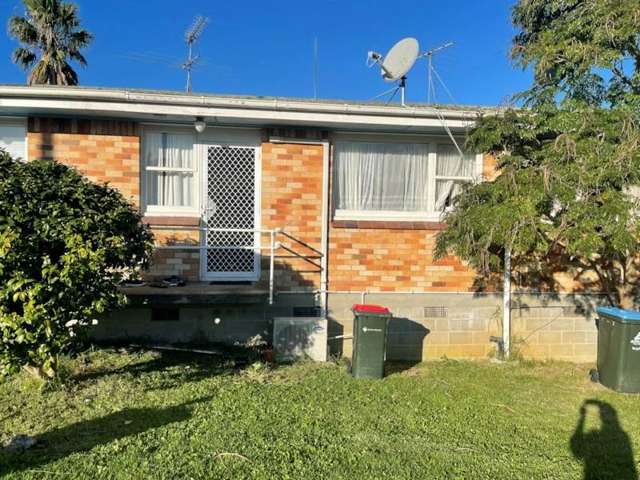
left=203, top=198, right=216, bottom=220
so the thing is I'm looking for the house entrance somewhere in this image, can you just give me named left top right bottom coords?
left=202, top=145, right=261, bottom=281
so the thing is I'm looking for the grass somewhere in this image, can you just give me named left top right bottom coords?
left=1, top=349, right=640, bottom=479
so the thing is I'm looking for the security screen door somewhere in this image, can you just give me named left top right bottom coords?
left=203, top=145, right=260, bottom=281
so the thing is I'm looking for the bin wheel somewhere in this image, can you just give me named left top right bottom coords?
left=589, top=369, right=599, bottom=383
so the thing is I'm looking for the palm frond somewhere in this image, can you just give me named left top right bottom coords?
left=9, top=0, right=92, bottom=85
left=68, top=50, right=87, bottom=67
left=8, top=17, right=38, bottom=45
left=12, top=47, right=37, bottom=70
left=69, top=30, right=93, bottom=50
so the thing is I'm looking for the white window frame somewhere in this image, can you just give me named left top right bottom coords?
left=332, top=140, right=483, bottom=222
left=141, top=126, right=200, bottom=217
left=0, top=117, right=28, bottom=162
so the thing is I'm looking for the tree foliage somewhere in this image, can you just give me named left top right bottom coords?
left=0, top=152, right=153, bottom=377
left=512, top=0, right=640, bottom=106
left=436, top=0, right=640, bottom=308
left=8, top=0, right=93, bottom=86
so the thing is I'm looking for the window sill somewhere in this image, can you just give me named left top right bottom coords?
left=332, top=219, right=446, bottom=231
left=143, top=215, right=201, bottom=227
left=333, top=210, right=444, bottom=222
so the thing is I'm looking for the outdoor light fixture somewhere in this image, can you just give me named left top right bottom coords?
left=194, top=117, right=206, bottom=133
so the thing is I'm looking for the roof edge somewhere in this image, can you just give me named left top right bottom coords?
left=0, top=84, right=496, bottom=121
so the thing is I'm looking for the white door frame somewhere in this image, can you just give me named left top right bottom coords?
left=199, top=143, right=261, bottom=282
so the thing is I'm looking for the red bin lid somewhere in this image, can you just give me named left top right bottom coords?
left=352, top=304, right=390, bottom=314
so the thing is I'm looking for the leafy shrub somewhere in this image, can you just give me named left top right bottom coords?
left=0, top=151, right=153, bottom=378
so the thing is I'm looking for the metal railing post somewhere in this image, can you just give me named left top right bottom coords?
left=269, top=230, right=275, bottom=305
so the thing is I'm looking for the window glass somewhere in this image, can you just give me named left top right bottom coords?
left=0, top=123, right=26, bottom=160
left=435, top=144, right=476, bottom=211
left=143, top=132, right=195, bottom=208
left=334, top=142, right=430, bottom=212
left=334, top=141, right=476, bottom=217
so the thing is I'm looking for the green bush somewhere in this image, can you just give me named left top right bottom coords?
left=0, top=150, right=153, bottom=378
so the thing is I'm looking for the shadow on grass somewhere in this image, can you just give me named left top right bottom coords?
left=570, top=399, right=638, bottom=480
left=71, top=347, right=257, bottom=387
left=0, top=396, right=212, bottom=476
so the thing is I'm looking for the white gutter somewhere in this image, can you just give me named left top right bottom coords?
left=0, top=85, right=488, bottom=118
left=0, top=85, right=487, bottom=130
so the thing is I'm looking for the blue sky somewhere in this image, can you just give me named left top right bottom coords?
left=1, top=0, right=531, bottom=107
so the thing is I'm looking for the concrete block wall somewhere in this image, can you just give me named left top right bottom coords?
left=327, top=293, right=602, bottom=363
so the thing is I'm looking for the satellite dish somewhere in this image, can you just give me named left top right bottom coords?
left=380, top=37, right=419, bottom=82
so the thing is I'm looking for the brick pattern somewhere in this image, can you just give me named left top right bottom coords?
left=28, top=130, right=140, bottom=205
left=29, top=117, right=138, bottom=136
left=328, top=229, right=476, bottom=292
left=146, top=228, right=201, bottom=281
left=260, top=142, right=324, bottom=289
left=483, top=153, right=498, bottom=180
left=148, top=248, right=200, bottom=280
left=327, top=154, right=495, bottom=293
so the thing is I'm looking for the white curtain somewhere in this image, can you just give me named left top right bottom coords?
left=144, top=133, right=194, bottom=207
left=335, top=142, right=429, bottom=211
left=0, top=124, right=26, bottom=160
left=435, top=144, right=475, bottom=211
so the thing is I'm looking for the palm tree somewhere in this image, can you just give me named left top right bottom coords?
left=9, top=0, right=93, bottom=86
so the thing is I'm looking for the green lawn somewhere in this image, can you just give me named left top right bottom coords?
left=1, top=349, right=639, bottom=479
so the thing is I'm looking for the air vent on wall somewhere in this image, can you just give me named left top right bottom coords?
left=293, top=306, right=322, bottom=317
left=151, top=307, right=180, bottom=322
left=423, top=306, right=448, bottom=318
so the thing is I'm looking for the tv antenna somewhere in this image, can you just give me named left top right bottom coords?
left=367, top=37, right=420, bottom=106
left=183, top=15, right=209, bottom=93
left=420, top=41, right=454, bottom=103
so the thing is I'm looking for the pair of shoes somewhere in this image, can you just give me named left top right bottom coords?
left=120, top=279, right=146, bottom=287
left=162, top=275, right=186, bottom=287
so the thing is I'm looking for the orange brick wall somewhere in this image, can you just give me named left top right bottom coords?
left=26, top=119, right=498, bottom=292
left=327, top=154, right=496, bottom=293
left=146, top=226, right=200, bottom=281
left=261, top=142, right=324, bottom=289
left=27, top=118, right=140, bottom=205
left=328, top=228, right=477, bottom=292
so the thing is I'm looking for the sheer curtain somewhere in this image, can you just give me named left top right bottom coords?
left=0, top=124, right=26, bottom=160
left=144, top=133, right=194, bottom=207
left=334, top=142, right=429, bottom=212
left=435, top=144, right=475, bottom=211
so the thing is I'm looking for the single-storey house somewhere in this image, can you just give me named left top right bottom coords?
left=0, top=85, right=602, bottom=362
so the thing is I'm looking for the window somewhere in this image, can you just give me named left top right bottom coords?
left=333, top=141, right=477, bottom=220
left=0, top=120, right=27, bottom=160
left=143, top=131, right=196, bottom=214
left=435, top=144, right=476, bottom=211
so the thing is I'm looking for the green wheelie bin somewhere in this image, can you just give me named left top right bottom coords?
left=595, top=307, right=640, bottom=393
left=351, top=304, right=392, bottom=379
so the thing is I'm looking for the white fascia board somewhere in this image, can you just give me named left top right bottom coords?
left=0, top=86, right=484, bottom=130
left=0, top=97, right=475, bottom=130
